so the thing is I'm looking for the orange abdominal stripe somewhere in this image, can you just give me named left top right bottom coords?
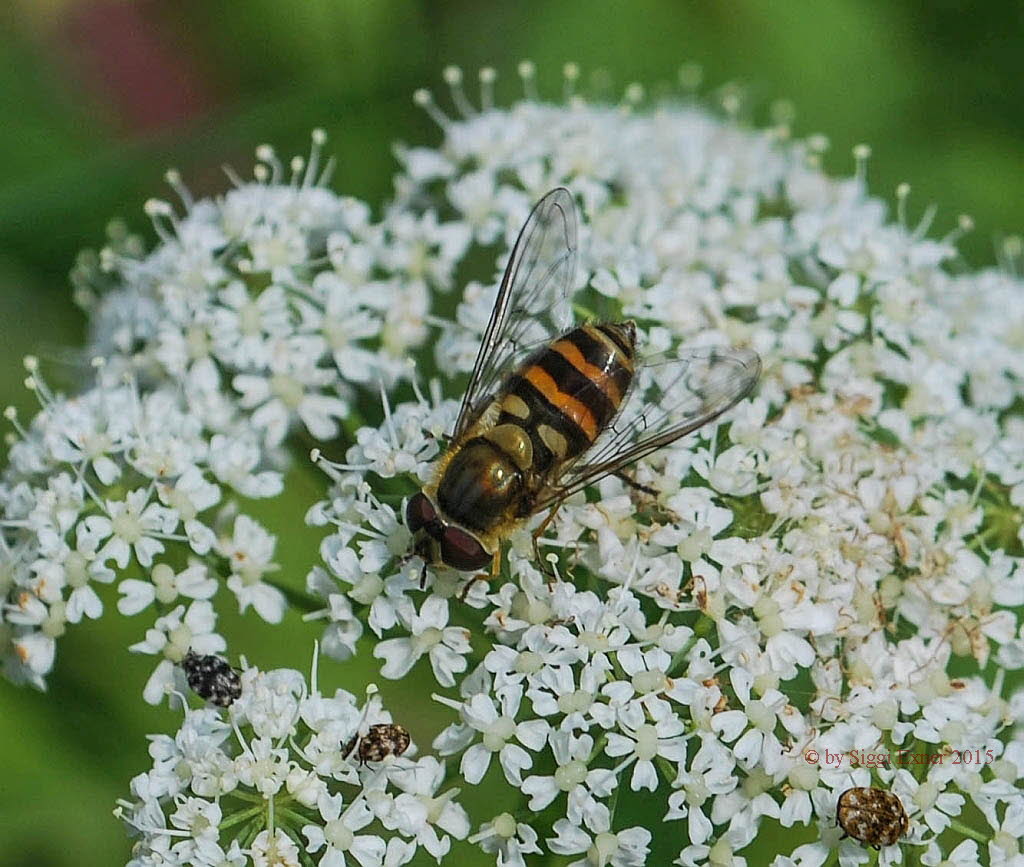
left=523, top=364, right=599, bottom=440
left=551, top=338, right=623, bottom=405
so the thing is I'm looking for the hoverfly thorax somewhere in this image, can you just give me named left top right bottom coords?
left=407, top=188, right=760, bottom=580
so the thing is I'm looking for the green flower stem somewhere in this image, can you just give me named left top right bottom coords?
left=948, top=818, right=988, bottom=845
left=277, top=805, right=314, bottom=831
left=588, top=731, right=609, bottom=763
left=237, top=815, right=265, bottom=849
left=219, top=804, right=265, bottom=832
left=606, top=777, right=622, bottom=830
left=267, top=578, right=326, bottom=614
left=668, top=615, right=715, bottom=677
left=656, top=755, right=678, bottom=786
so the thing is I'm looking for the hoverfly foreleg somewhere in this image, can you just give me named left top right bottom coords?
left=613, top=470, right=658, bottom=497
left=458, top=550, right=500, bottom=602
left=531, top=503, right=564, bottom=579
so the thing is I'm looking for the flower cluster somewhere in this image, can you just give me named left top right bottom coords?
left=0, top=131, right=470, bottom=693
left=117, top=651, right=469, bottom=866
left=3, top=61, right=1024, bottom=866
left=304, top=66, right=1024, bottom=866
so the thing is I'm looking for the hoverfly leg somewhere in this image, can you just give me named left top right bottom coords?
left=460, top=549, right=499, bottom=601
left=533, top=536, right=555, bottom=580
left=458, top=573, right=486, bottom=602
left=531, top=503, right=564, bottom=580
left=418, top=560, right=428, bottom=590
left=614, top=469, right=658, bottom=497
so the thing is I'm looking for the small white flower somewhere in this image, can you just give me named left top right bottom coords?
left=374, top=596, right=471, bottom=687
left=520, top=731, right=616, bottom=830
left=234, top=736, right=290, bottom=796
left=233, top=337, right=348, bottom=446
left=130, top=601, right=225, bottom=704
left=548, top=813, right=651, bottom=867
left=210, top=281, right=293, bottom=369
left=117, top=561, right=216, bottom=616
left=217, top=514, right=286, bottom=623
left=157, top=466, right=221, bottom=554
left=302, top=794, right=385, bottom=867
left=208, top=433, right=283, bottom=498
left=710, top=668, right=792, bottom=774
left=377, top=756, right=470, bottom=861
left=891, top=768, right=965, bottom=837
left=250, top=828, right=301, bottom=867
left=469, top=813, right=542, bottom=867
left=436, top=685, right=549, bottom=785
left=605, top=706, right=687, bottom=792
left=30, top=524, right=113, bottom=623
left=87, top=489, right=179, bottom=569
left=169, top=796, right=222, bottom=840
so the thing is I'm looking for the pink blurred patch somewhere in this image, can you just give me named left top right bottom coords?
left=62, top=0, right=213, bottom=134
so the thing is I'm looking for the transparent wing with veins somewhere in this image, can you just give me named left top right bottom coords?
left=535, top=344, right=761, bottom=508
left=452, top=187, right=578, bottom=439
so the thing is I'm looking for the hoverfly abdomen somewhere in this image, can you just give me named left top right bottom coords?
left=506, top=323, right=636, bottom=472
left=436, top=438, right=524, bottom=533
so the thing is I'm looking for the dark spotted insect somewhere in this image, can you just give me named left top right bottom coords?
left=180, top=650, right=242, bottom=707
left=407, top=187, right=760, bottom=577
left=346, top=723, right=411, bottom=764
left=836, top=786, right=909, bottom=848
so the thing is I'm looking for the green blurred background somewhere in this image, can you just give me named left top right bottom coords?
left=1, top=1, right=1022, bottom=864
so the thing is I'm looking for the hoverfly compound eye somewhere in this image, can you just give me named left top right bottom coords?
left=405, top=493, right=437, bottom=533
left=439, top=526, right=491, bottom=571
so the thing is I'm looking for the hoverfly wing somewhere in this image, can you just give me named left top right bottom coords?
left=535, top=345, right=760, bottom=508
left=452, top=188, right=578, bottom=439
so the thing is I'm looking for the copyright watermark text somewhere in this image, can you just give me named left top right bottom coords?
left=803, top=747, right=994, bottom=768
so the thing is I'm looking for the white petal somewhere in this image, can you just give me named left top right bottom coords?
left=117, top=580, right=156, bottom=616
left=710, top=710, right=747, bottom=742
left=249, top=583, right=287, bottom=624
left=515, top=719, right=550, bottom=751
left=733, top=729, right=763, bottom=769
left=499, top=743, right=532, bottom=786
left=350, top=835, right=386, bottom=867
left=520, top=775, right=558, bottom=811
left=688, top=806, right=712, bottom=845
left=374, top=638, right=419, bottom=680
left=630, top=759, right=658, bottom=792
left=143, top=659, right=175, bottom=705
left=66, top=586, right=102, bottom=623
left=460, top=743, right=492, bottom=785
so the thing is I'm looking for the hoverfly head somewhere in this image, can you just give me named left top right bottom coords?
left=405, top=492, right=490, bottom=573
left=438, top=525, right=491, bottom=572
left=406, top=491, right=444, bottom=564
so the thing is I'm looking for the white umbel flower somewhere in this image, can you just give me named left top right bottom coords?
left=116, top=652, right=465, bottom=866
left=2, top=63, right=1022, bottom=867
left=373, top=595, right=472, bottom=687
left=299, top=66, right=1024, bottom=865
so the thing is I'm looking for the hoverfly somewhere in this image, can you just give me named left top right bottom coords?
left=406, top=188, right=760, bottom=577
